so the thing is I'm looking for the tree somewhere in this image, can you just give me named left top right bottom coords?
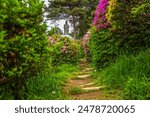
left=45, top=0, right=99, bottom=39
left=77, top=0, right=99, bottom=37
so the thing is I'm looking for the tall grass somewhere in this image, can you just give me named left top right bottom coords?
left=97, top=49, right=150, bottom=99
left=26, top=64, right=78, bottom=100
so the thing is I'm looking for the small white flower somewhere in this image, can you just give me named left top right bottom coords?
left=52, top=91, right=56, bottom=94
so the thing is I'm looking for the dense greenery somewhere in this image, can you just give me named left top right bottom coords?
left=0, top=0, right=149, bottom=100
left=97, top=49, right=150, bottom=99
left=88, top=0, right=150, bottom=99
left=47, top=27, right=63, bottom=36
left=26, top=64, right=78, bottom=100
left=81, top=32, right=91, bottom=62
left=0, top=0, right=49, bottom=99
left=90, top=28, right=117, bottom=70
left=90, top=0, right=150, bottom=70
left=48, top=34, right=80, bottom=65
left=0, top=0, right=80, bottom=100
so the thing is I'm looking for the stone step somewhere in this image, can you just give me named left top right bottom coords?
left=77, top=74, right=91, bottom=79
left=75, top=71, right=91, bottom=75
left=79, top=82, right=94, bottom=87
left=79, top=63, right=87, bottom=65
left=81, top=86, right=105, bottom=91
left=81, top=68, right=94, bottom=72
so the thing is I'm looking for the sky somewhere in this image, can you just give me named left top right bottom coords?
left=44, top=0, right=73, bottom=34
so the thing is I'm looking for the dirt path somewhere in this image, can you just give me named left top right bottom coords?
left=64, top=59, right=121, bottom=100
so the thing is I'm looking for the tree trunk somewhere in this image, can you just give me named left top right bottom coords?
left=72, top=14, right=77, bottom=39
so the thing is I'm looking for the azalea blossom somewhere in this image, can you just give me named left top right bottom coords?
left=93, top=0, right=110, bottom=31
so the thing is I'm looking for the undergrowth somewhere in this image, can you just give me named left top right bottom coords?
left=95, top=49, right=150, bottom=100
left=26, top=64, right=78, bottom=100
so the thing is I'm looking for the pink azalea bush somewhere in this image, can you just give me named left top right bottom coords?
left=48, top=34, right=80, bottom=65
left=81, top=31, right=91, bottom=61
left=81, top=0, right=110, bottom=60
left=81, top=31, right=90, bottom=55
left=93, top=0, right=110, bottom=31
left=48, top=36, right=55, bottom=44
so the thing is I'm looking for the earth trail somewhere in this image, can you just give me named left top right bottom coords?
left=64, top=59, right=121, bottom=100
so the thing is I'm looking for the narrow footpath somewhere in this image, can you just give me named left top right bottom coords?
left=64, top=59, right=121, bottom=100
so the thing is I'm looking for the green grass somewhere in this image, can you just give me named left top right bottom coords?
left=69, top=87, right=84, bottom=95
left=96, top=49, right=150, bottom=100
left=26, top=64, right=79, bottom=100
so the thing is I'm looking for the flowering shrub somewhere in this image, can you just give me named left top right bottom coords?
left=89, top=0, right=150, bottom=100
left=81, top=32, right=90, bottom=54
left=90, top=0, right=150, bottom=70
left=80, top=31, right=91, bottom=61
left=89, top=0, right=118, bottom=69
left=49, top=34, right=80, bottom=65
left=106, top=0, right=117, bottom=23
left=48, top=36, right=55, bottom=44
left=93, top=0, right=110, bottom=31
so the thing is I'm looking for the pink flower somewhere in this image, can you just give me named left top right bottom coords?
left=93, top=0, right=109, bottom=31
left=81, top=31, right=91, bottom=55
left=61, top=45, right=68, bottom=53
left=48, top=36, right=55, bottom=44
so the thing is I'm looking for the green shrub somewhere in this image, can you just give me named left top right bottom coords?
left=0, top=0, right=49, bottom=99
left=80, top=31, right=91, bottom=62
left=79, top=46, right=85, bottom=59
left=87, top=0, right=150, bottom=100
left=49, top=34, right=80, bottom=65
left=106, top=0, right=150, bottom=53
left=89, top=27, right=118, bottom=70
left=90, top=0, right=150, bottom=70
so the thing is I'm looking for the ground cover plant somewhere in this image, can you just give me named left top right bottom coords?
left=97, top=49, right=150, bottom=99
left=26, top=64, right=79, bottom=100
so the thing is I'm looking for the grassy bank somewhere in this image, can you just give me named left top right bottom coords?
left=95, top=49, right=150, bottom=100
left=26, top=64, right=79, bottom=100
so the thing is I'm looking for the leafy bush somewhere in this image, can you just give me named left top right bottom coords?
left=89, top=27, right=118, bottom=70
left=89, top=0, right=117, bottom=69
left=48, top=34, right=80, bottom=65
left=80, top=31, right=91, bottom=62
left=0, top=0, right=49, bottom=99
left=89, top=0, right=150, bottom=70
left=106, top=0, right=150, bottom=53
left=98, top=49, right=150, bottom=99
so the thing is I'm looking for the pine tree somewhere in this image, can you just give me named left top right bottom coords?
left=45, top=0, right=99, bottom=39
